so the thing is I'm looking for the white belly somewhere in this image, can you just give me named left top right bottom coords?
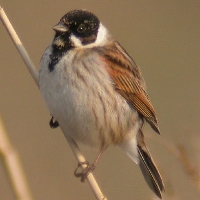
left=39, top=47, right=139, bottom=149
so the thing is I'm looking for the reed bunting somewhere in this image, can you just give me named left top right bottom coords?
left=39, top=10, right=164, bottom=198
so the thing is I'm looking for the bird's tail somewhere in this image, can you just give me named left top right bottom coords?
left=137, top=130, right=164, bottom=199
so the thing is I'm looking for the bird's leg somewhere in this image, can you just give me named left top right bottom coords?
left=74, top=146, right=107, bottom=182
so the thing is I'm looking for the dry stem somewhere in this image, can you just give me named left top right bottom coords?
left=0, top=6, right=107, bottom=200
left=0, top=117, right=34, bottom=200
left=176, top=144, right=200, bottom=192
left=153, top=135, right=200, bottom=194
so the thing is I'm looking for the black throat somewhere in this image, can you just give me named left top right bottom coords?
left=48, top=33, right=74, bottom=72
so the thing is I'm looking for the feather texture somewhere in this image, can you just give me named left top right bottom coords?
left=137, top=130, right=164, bottom=198
left=95, top=42, right=160, bottom=134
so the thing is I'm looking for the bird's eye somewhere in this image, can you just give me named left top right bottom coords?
left=77, top=24, right=87, bottom=33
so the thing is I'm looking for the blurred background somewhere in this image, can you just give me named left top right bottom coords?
left=0, top=0, right=200, bottom=199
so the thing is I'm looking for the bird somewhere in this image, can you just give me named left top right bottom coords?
left=39, top=9, right=164, bottom=198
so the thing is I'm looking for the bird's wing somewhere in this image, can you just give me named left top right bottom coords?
left=95, top=42, right=160, bottom=134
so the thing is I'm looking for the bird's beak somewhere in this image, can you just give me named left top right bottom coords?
left=53, top=22, right=68, bottom=33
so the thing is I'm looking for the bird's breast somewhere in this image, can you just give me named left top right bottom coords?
left=39, top=48, right=139, bottom=148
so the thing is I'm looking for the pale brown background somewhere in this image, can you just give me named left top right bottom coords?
left=0, top=0, right=200, bottom=200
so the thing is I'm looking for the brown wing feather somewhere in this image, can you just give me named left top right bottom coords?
left=94, top=42, right=160, bottom=134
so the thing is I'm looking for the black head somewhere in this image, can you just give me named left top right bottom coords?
left=53, top=10, right=100, bottom=45
left=49, top=10, right=100, bottom=71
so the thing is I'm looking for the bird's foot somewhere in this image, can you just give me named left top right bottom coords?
left=49, top=116, right=59, bottom=128
left=74, top=161, right=96, bottom=182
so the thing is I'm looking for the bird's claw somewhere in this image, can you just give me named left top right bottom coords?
left=49, top=116, right=59, bottom=128
left=74, top=161, right=96, bottom=182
